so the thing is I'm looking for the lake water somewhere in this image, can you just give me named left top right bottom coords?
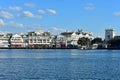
left=0, top=49, right=120, bottom=80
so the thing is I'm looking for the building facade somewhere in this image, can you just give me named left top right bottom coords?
left=0, top=33, right=12, bottom=48
left=10, top=34, right=25, bottom=48
left=28, top=31, right=52, bottom=48
left=55, top=35, right=66, bottom=48
left=60, top=32, right=74, bottom=47
left=60, top=32, right=73, bottom=41
left=20, top=33, right=29, bottom=48
left=105, top=29, right=115, bottom=41
left=71, top=30, right=93, bottom=46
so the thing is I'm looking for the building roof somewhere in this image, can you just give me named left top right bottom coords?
left=12, top=34, right=21, bottom=38
left=60, top=32, right=73, bottom=37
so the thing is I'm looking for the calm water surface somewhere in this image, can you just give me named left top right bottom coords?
left=0, top=49, right=120, bottom=80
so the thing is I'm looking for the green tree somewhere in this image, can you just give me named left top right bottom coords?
left=108, top=37, right=120, bottom=47
left=77, top=37, right=91, bottom=46
left=91, top=37, right=103, bottom=44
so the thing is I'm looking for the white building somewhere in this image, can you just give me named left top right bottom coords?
left=28, top=31, right=52, bottom=48
left=105, top=29, right=115, bottom=41
left=71, top=30, right=93, bottom=45
left=20, top=33, right=29, bottom=48
left=10, top=34, right=25, bottom=48
left=0, top=33, right=12, bottom=48
left=55, top=35, right=66, bottom=48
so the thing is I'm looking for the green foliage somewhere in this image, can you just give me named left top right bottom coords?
left=91, top=37, right=102, bottom=44
left=77, top=37, right=91, bottom=46
left=108, top=38, right=120, bottom=47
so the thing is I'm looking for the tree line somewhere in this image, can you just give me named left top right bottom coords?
left=77, top=37, right=103, bottom=46
left=77, top=37, right=120, bottom=49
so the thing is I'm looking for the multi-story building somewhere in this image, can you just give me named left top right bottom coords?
left=60, top=32, right=73, bottom=40
left=55, top=35, right=66, bottom=48
left=10, top=34, right=25, bottom=48
left=60, top=32, right=73, bottom=47
left=20, top=33, right=29, bottom=48
left=0, top=33, right=12, bottom=48
left=71, top=29, right=93, bottom=46
left=105, top=29, right=115, bottom=41
left=28, top=30, right=52, bottom=48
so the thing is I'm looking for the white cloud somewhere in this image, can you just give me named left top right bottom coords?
left=20, top=11, right=42, bottom=19
left=53, top=27, right=59, bottom=31
left=0, top=20, right=24, bottom=28
left=7, top=21, right=24, bottom=28
left=114, top=12, right=120, bottom=16
left=0, top=7, right=2, bottom=10
left=26, top=24, right=43, bottom=31
left=24, top=3, right=36, bottom=8
left=52, top=27, right=65, bottom=34
left=22, top=11, right=34, bottom=17
left=47, top=9, right=57, bottom=14
left=0, top=19, right=5, bottom=26
left=8, top=6, right=22, bottom=11
left=84, top=3, right=95, bottom=11
left=0, top=11, right=14, bottom=19
left=38, top=9, right=57, bottom=14
left=38, top=10, right=46, bottom=14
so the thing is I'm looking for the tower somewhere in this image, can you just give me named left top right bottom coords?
left=105, top=29, right=115, bottom=41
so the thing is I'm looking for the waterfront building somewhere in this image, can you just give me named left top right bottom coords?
left=49, top=35, right=57, bottom=48
left=10, top=34, right=25, bottom=48
left=20, top=33, right=29, bottom=48
left=0, top=29, right=94, bottom=49
left=55, top=35, right=66, bottom=48
left=60, top=32, right=73, bottom=41
left=105, top=29, right=115, bottom=41
left=71, top=29, right=93, bottom=46
left=28, top=30, right=52, bottom=48
left=60, top=31, right=74, bottom=47
left=0, top=33, right=12, bottom=48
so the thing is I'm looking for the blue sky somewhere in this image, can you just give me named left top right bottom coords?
left=0, top=0, right=120, bottom=38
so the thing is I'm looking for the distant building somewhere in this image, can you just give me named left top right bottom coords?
left=60, top=32, right=73, bottom=41
left=55, top=35, right=66, bottom=48
left=0, top=33, right=12, bottom=48
left=71, top=29, right=93, bottom=46
left=60, top=31, right=74, bottom=47
left=20, top=33, right=29, bottom=48
left=10, top=34, right=25, bottom=48
left=105, top=29, right=115, bottom=41
left=28, top=30, right=51, bottom=48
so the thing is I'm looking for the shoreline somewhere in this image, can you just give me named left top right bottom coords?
left=0, top=47, right=120, bottom=50
left=0, top=47, right=78, bottom=49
